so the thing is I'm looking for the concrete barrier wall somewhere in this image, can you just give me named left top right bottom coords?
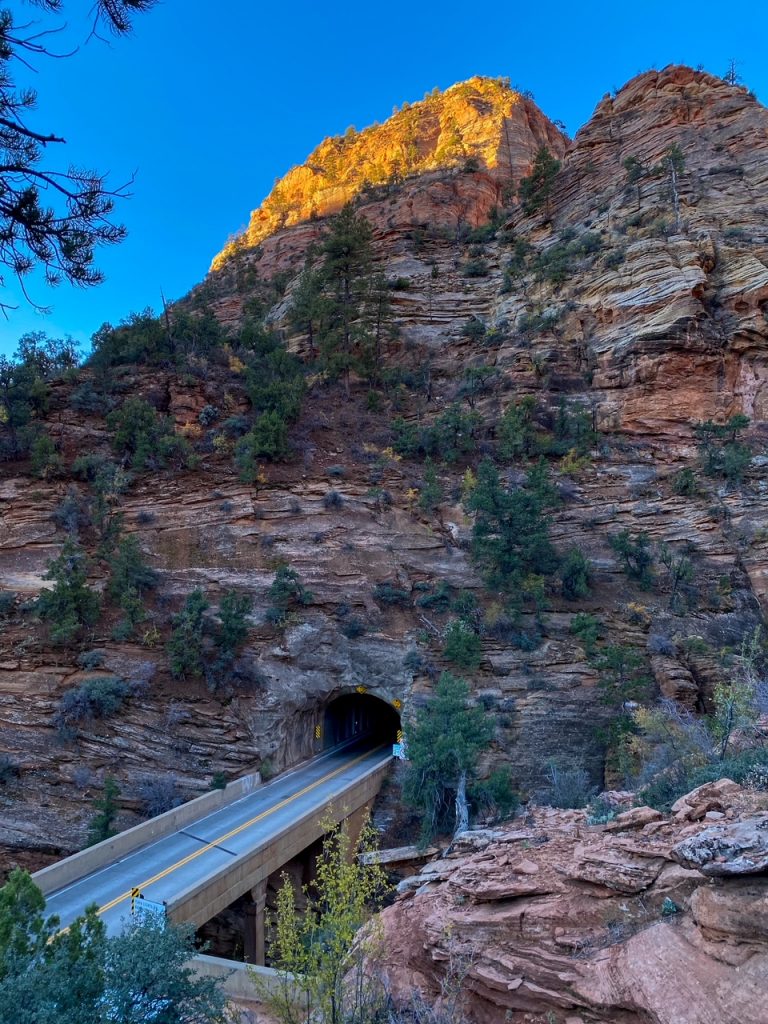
left=192, top=954, right=307, bottom=1006
left=167, top=757, right=392, bottom=928
left=33, top=771, right=261, bottom=896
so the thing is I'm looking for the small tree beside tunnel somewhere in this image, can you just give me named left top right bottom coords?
left=403, top=672, right=514, bottom=843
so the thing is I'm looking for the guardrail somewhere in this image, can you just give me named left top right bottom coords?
left=33, top=770, right=261, bottom=896
left=166, top=755, right=392, bottom=928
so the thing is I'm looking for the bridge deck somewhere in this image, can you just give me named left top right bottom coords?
left=43, top=742, right=391, bottom=934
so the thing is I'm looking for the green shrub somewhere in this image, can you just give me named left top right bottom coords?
left=266, top=565, right=313, bottom=626
left=198, top=404, right=219, bottom=427
left=54, top=677, right=130, bottom=733
left=517, top=309, right=560, bottom=335
left=323, top=489, right=344, bottom=509
left=71, top=452, right=110, bottom=481
left=442, top=619, right=482, bottom=670
left=416, top=580, right=452, bottom=612
left=36, top=541, right=100, bottom=645
left=372, top=583, right=410, bottom=607
left=86, top=775, right=120, bottom=844
left=465, top=223, right=497, bottom=244
left=570, top=612, right=601, bottom=658
left=107, top=398, right=191, bottom=471
left=460, top=318, right=486, bottom=342
left=610, top=530, right=654, bottom=588
left=419, top=459, right=442, bottom=510
left=466, top=458, right=559, bottom=603
left=519, top=147, right=560, bottom=216
left=671, top=466, right=699, bottom=496
left=469, top=768, right=519, bottom=822
left=552, top=399, right=598, bottom=455
left=561, top=548, right=592, bottom=600
left=497, top=396, right=539, bottom=461
left=107, top=534, right=158, bottom=636
left=596, top=645, right=652, bottom=707
left=221, top=414, right=250, bottom=437
left=462, top=257, right=489, bottom=277
left=167, top=589, right=209, bottom=679
left=29, top=433, right=63, bottom=478
left=392, top=405, right=480, bottom=463
left=69, top=379, right=111, bottom=415
left=234, top=411, right=289, bottom=479
left=695, top=415, right=751, bottom=483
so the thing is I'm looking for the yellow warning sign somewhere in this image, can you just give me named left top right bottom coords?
left=314, top=724, right=322, bottom=739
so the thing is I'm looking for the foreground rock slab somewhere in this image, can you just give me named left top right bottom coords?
left=375, top=784, right=768, bottom=1024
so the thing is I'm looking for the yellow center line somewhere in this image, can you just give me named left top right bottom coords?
left=92, top=744, right=386, bottom=919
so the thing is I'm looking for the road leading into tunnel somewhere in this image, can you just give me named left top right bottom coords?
left=44, top=740, right=392, bottom=935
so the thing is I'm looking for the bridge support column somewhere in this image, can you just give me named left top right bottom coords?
left=243, top=879, right=267, bottom=966
left=343, top=801, right=372, bottom=859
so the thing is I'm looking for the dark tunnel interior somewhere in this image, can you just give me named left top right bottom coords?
left=323, top=693, right=400, bottom=749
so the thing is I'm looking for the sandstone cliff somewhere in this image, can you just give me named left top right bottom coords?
left=2, top=65, right=768, bottom=877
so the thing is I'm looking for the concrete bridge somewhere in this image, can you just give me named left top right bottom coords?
left=34, top=692, right=399, bottom=964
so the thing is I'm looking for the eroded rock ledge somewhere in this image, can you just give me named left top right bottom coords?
left=377, top=781, right=768, bottom=1024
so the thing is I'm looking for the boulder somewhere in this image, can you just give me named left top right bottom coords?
left=672, top=815, right=768, bottom=876
left=604, top=806, right=663, bottom=832
left=671, top=778, right=741, bottom=822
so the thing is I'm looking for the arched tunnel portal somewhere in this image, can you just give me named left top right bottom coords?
left=322, top=691, right=400, bottom=750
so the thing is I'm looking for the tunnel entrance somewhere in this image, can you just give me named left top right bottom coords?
left=323, top=692, right=400, bottom=749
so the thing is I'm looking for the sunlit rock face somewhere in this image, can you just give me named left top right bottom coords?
left=211, top=76, right=568, bottom=270
left=3, top=66, right=768, bottom=874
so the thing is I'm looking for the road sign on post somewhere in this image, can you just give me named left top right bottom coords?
left=132, top=896, right=167, bottom=927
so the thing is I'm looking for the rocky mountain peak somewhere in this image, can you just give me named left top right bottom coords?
left=211, top=75, right=567, bottom=271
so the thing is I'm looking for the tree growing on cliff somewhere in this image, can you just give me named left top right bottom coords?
left=167, top=588, right=209, bottom=678
left=36, top=540, right=101, bottom=645
left=403, top=672, right=499, bottom=842
left=465, top=457, right=559, bottom=607
left=0, top=2, right=156, bottom=313
left=0, top=869, right=227, bottom=1024
left=86, top=775, right=121, bottom=846
left=317, top=204, right=374, bottom=397
left=0, top=333, right=78, bottom=459
left=288, top=264, right=326, bottom=359
left=107, top=533, right=158, bottom=637
left=519, top=146, right=561, bottom=217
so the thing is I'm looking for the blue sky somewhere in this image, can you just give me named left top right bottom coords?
left=0, top=0, right=766, bottom=356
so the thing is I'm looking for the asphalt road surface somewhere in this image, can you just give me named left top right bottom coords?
left=44, top=741, right=391, bottom=934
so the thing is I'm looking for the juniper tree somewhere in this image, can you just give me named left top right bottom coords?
left=519, top=146, right=561, bottom=217
left=403, top=672, right=494, bottom=840
left=289, top=264, right=326, bottom=358
left=318, top=204, right=374, bottom=398
left=167, top=588, right=209, bottom=679
left=466, top=457, right=559, bottom=605
left=37, top=540, right=100, bottom=644
left=0, top=870, right=227, bottom=1024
